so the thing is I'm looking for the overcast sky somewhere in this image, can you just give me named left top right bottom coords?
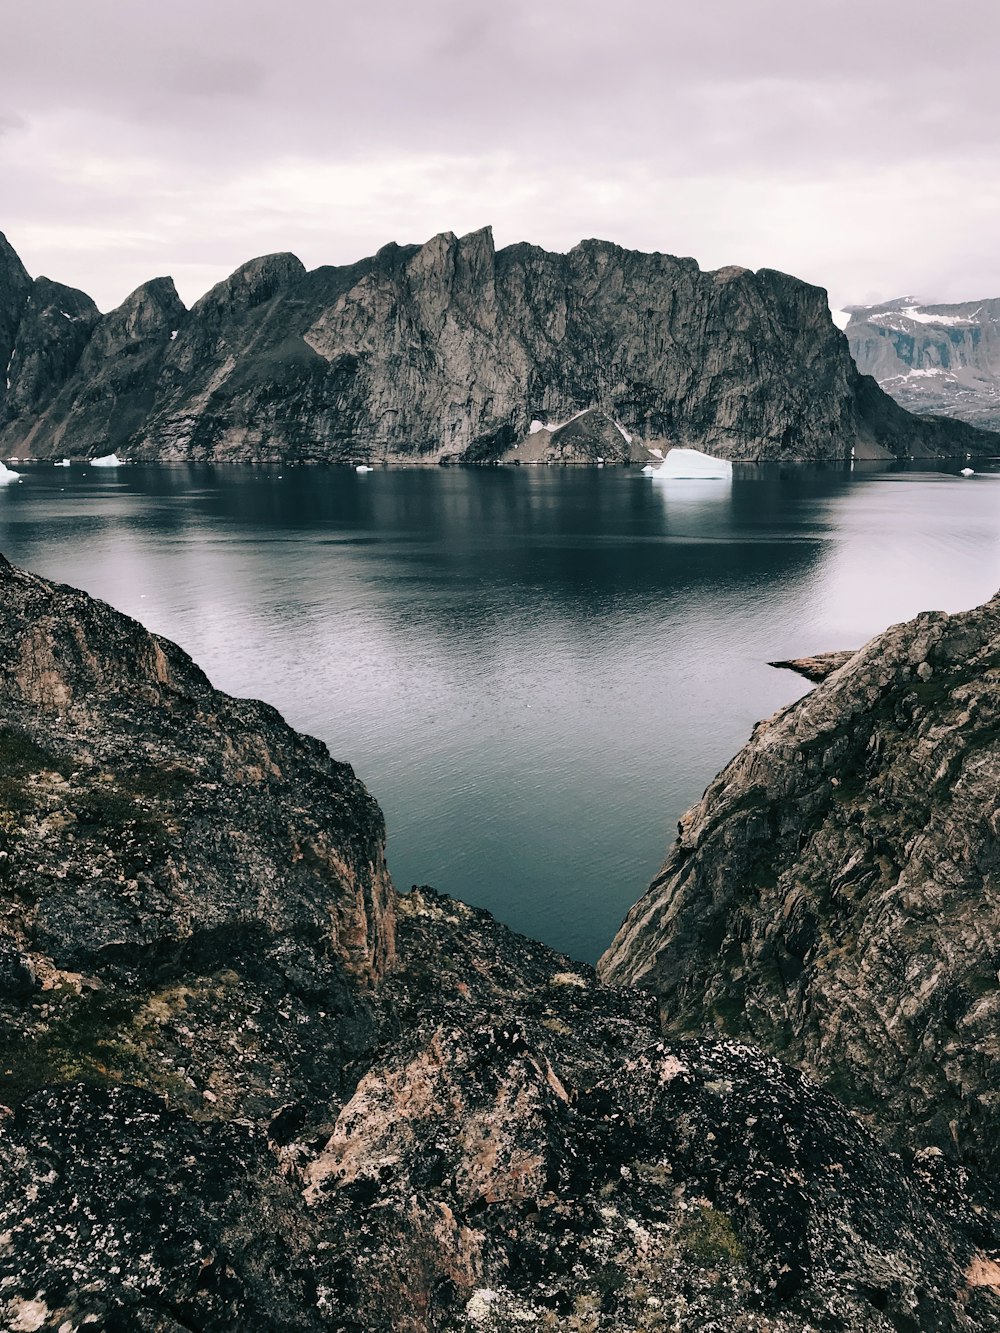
left=1, top=0, right=997, bottom=314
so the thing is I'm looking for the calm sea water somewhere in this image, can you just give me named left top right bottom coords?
left=2, top=460, right=999, bottom=962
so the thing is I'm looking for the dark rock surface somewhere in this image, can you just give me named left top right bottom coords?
left=847, top=297, right=1000, bottom=431
left=3, top=278, right=99, bottom=423
left=0, top=557, right=998, bottom=1329
left=601, top=595, right=1000, bottom=1185
left=0, top=228, right=995, bottom=464
left=0, top=233, right=33, bottom=421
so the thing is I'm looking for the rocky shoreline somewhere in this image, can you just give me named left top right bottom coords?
left=0, top=556, right=997, bottom=1330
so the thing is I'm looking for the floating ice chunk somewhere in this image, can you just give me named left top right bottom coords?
left=651, top=447, right=733, bottom=480
left=90, top=453, right=122, bottom=467
left=355, top=464, right=374, bottom=473
left=54, top=458, right=71, bottom=468
left=961, top=467, right=975, bottom=477
left=641, top=463, right=656, bottom=474
left=0, top=462, right=21, bottom=484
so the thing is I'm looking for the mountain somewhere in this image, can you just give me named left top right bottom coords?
left=1, top=556, right=998, bottom=1330
left=0, top=227, right=995, bottom=464
left=847, top=296, right=1000, bottom=431
left=599, top=594, right=1000, bottom=1183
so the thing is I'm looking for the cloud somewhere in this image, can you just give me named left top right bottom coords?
left=1, top=0, right=998, bottom=310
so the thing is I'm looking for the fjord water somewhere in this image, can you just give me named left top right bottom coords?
left=3, top=462, right=999, bottom=963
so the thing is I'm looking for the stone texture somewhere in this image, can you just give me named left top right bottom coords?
left=0, top=557, right=997, bottom=1329
left=3, top=277, right=99, bottom=419
left=0, top=232, right=33, bottom=420
left=600, top=594, right=1000, bottom=1182
left=769, top=651, right=857, bottom=682
left=0, top=230, right=995, bottom=463
left=10, top=276, right=187, bottom=458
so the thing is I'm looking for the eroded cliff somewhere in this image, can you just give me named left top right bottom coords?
left=0, top=558, right=998, bottom=1330
left=1, top=228, right=995, bottom=464
left=847, top=297, right=1000, bottom=431
left=600, top=594, right=1000, bottom=1184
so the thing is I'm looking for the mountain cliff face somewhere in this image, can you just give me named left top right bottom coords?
left=600, top=595, right=1000, bottom=1182
left=0, top=228, right=994, bottom=464
left=847, top=297, right=1000, bottom=431
left=1, top=557, right=998, bottom=1330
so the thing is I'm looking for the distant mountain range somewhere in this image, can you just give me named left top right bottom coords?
left=846, top=296, right=1000, bottom=432
left=1, top=228, right=995, bottom=464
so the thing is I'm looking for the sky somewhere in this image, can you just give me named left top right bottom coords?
left=1, top=0, right=998, bottom=315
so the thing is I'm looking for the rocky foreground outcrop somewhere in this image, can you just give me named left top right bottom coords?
left=1, top=228, right=996, bottom=465
left=601, top=595, right=1000, bottom=1186
left=0, top=557, right=998, bottom=1331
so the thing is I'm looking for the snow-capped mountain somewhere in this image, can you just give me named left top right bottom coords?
left=847, top=296, right=1000, bottom=431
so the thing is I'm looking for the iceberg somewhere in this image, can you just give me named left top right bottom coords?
left=355, top=464, right=374, bottom=473
left=961, top=467, right=975, bottom=477
left=90, top=453, right=122, bottom=468
left=651, top=447, right=733, bottom=480
left=0, top=462, right=21, bottom=485
left=55, top=458, right=71, bottom=468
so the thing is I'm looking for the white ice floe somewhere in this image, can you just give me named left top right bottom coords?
left=641, top=463, right=656, bottom=474
left=0, top=462, right=21, bottom=484
left=90, top=453, right=122, bottom=467
left=651, top=447, right=733, bottom=480
left=54, top=458, right=71, bottom=467
left=961, top=467, right=975, bottom=477
left=355, top=464, right=373, bottom=473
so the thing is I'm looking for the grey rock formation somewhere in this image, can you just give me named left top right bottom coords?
left=1, top=557, right=998, bottom=1330
left=847, top=297, right=1000, bottom=431
left=500, top=408, right=652, bottom=463
left=13, top=276, right=187, bottom=457
left=0, top=228, right=994, bottom=463
left=3, top=277, right=99, bottom=420
left=769, top=650, right=857, bottom=682
left=0, top=232, right=33, bottom=419
left=600, top=594, right=1000, bottom=1181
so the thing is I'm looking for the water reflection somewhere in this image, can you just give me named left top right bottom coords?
left=1, top=462, right=998, bottom=962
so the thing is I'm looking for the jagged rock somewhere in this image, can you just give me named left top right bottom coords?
left=13, top=276, right=188, bottom=458
left=0, top=232, right=32, bottom=419
left=3, top=277, right=99, bottom=418
left=0, top=554, right=393, bottom=1121
left=502, top=409, right=651, bottom=463
left=847, top=297, right=1000, bottom=432
left=600, top=594, right=1000, bottom=1184
left=769, top=651, right=856, bottom=682
left=0, top=557, right=997, bottom=1329
left=0, top=229, right=994, bottom=463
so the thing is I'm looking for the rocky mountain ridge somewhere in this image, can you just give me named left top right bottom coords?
left=600, top=595, right=1000, bottom=1182
left=847, top=296, right=1000, bottom=431
left=1, top=228, right=995, bottom=465
left=0, top=556, right=998, bottom=1330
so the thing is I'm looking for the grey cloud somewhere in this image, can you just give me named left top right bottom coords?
left=1, top=0, right=998, bottom=310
